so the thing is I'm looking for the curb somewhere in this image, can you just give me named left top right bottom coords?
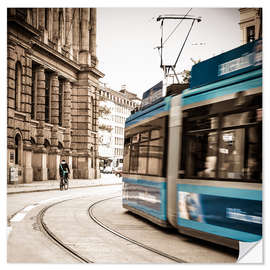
left=7, top=182, right=122, bottom=195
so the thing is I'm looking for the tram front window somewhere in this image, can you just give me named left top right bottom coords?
left=148, top=137, right=164, bottom=176
left=181, top=95, right=262, bottom=182
left=123, top=116, right=167, bottom=176
left=218, top=129, right=244, bottom=179
left=185, top=132, right=218, bottom=178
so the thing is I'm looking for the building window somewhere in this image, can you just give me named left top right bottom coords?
left=15, top=133, right=22, bottom=165
left=58, top=142, right=63, bottom=151
left=247, top=25, right=255, bottom=43
left=44, top=139, right=51, bottom=152
left=90, top=146, right=94, bottom=169
left=45, top=71, right=51, bottom=123
left=15, top=61, right=22, bottom=111
left=58, top=78, right=64, bottom=126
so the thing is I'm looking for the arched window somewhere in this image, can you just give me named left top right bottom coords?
left=15, top=61, right=22, bottom=111
left=44, top=139, right=50, bottom=148
left=15, top=133, right=22, bottom=165
left=90, top=146, right=94, bottom=169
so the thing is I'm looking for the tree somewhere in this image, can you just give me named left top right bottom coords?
left=97, top=104, right=111, bottom=118
left=180, top=58, right=201, bottom=83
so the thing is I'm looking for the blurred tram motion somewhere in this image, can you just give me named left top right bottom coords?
left=122, top=39, right=262, bottom=250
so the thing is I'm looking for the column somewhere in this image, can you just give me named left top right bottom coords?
left=23, top=53, right=34, bottom=183
left=65, top=8, right=73, bottom=58
left=23, top=142, right=33, bottom=183
left=52, top=8, right=59, bottom=43
left=72, top=76, right=92, bottom=179
left=79, top=8, right=90, bottom=65
left=72, top=8, right=79, bottom=62
left=48, top=72, right=60, bottom=180
left=50, top=72, right=59, bottom=125
left=33, top=66, right=47, bottom=181
left=32, top=8, right=38, bottom=28
left=38, top=8, right=45, bottom=31
left=90, top=8, right=97, bottom=67
left=62, top=80, right=73, bottom=178
left=7, top=41, right=16, bottom=183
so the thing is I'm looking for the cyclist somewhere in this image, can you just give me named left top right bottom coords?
left=59, top=159, right=70, bottom=190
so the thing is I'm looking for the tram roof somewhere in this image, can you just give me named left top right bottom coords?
left=190, top=39, right=262, bottom=89
left=126, top=39, right=262, bottom=127
left=125, top=95, right=171, bottom=128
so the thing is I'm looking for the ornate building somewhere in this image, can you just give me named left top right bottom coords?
left=7, top=8, right=104, bottom=183
left=239, top=8, right=262, bottom=44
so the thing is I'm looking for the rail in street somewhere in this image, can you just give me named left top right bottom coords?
left=7, top=185, right=238, bottom=263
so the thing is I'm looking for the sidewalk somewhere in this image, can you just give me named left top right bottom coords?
left=7, top=174, right=122, bottom=194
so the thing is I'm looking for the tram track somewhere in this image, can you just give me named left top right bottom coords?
left=37, top=199, right=93, bottom=263
left=37, top=195, right=186, bottom=263
left=9, top=186, right=238, bottom=263
left=88, top=196, right=187, bottom=263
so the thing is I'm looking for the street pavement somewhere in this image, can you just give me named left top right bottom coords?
left=7, top=174, right=122, bottom=194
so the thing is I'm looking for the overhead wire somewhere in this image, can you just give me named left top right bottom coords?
left=174, top=18, right=196, bottom=68
left=162, top=8, right=192, bottom=46
left=155, top=8, right=200, bottom=81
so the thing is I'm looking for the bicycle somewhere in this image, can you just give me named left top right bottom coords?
left=60, top=173, right=69, bottom=191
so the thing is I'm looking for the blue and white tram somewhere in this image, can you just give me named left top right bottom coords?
left=122, top=39, right=262, bottom=249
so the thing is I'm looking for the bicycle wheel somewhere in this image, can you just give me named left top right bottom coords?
left=64, top=178, right=69, bottom=190
left=60, top=178, right=64, bottom=191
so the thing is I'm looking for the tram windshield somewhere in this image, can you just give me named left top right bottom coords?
left=123, top=116, right=168, bottom=176
left=181, top=94, right=262, bottom=182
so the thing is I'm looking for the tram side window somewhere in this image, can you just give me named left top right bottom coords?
left=130, top=138, right=139, bottom=173
left=181, top=95, right=262, bottom=182
left=123, top=140, right=130, bottom=173
left=123, top=117, right=167, bottom=176
left=148, top=132, right=164, bottom=176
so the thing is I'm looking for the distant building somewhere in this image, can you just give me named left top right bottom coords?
left=98, top=84, right=141, bottom=169
left=7, top=8, right=104, bottom=183
left=119, top=84, right=142, bottom=108
left=239, top=8, right=262, bottom=44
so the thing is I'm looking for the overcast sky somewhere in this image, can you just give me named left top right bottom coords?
left=96, top=7, right=242, bottom=98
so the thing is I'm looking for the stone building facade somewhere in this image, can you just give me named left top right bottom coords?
left=239, top=8, right=262, bottom=44
left=7, top=8, right=104, bottom=183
